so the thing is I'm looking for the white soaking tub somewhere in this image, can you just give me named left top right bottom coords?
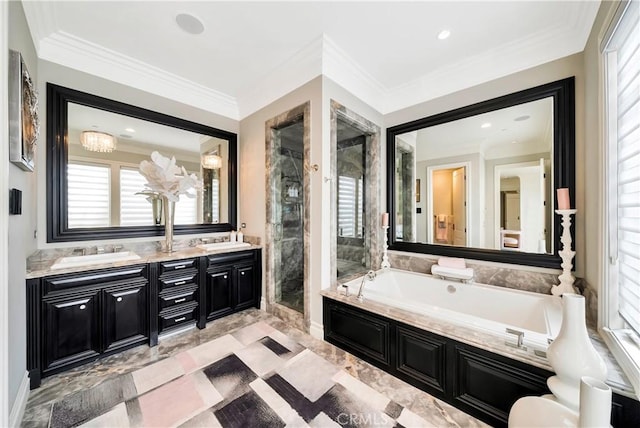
left=342, top=268, right=562, bottom=349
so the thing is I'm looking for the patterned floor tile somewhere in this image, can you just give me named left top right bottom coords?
left=214, top=390, right=285, bottom=428
left=78, top=402, right=129, bottom=428
left=277, top=349, right=340, bottom=402
left=49, top=373, right=137, bottom=428
left=203, top=354, right=258, bottom=402
left=231, top=321, right=276, bottom=345
left=397, top=407, right=434, bottom=428
left=184, top=334, right=244, bottom=371
left=332, top=370, right=390, bottom=412
left=235, top=340, right=286, bottom=377
left=249, top=378, right=307, bottom=426
left=131, top=356, right=184, bottom=395
left=179, top=410, right=222, bottom=428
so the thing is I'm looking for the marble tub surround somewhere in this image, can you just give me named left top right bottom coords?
left=20, top=310, right=487, bottom=428
left=320, top=288, right=635, bottom=399
left=25, top=238, right=261, bottom=278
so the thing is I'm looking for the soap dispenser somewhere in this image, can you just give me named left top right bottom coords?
left=229, top=230, right=237, bottom=242
left=237, top=228, right=244, bottom=243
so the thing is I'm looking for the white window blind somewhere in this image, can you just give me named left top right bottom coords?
left=120, top=168, right=153, bottom=226
left=67, top=163, right=110, bottom=228
left=175, top=192, right=198, bottom=225
left=211, top=178, right=220, bottom=223
left=606, top=0, right=640, bottom=334
left=338, top=175, right=364, bottom=238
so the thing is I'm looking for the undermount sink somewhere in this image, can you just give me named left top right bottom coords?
left=508, top=396, right=578, bottom=427
left=196, top=242, right=251, bottom=251
left=51, top=251, right=142, bottom=270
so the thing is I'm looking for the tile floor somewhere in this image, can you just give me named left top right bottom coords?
left=21, top=309, right=487, bottom=428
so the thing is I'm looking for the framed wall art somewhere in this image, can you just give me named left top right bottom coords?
left=9, top=49, right=39, bottom=172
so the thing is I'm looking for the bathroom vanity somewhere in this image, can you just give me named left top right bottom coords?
left=25, top=246, right=261, bottom=389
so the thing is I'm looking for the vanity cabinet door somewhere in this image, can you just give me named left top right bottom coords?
left=204, top=267, right=234, bottom=320
left=235, top=264, right=256, bottom=310
left=42, top=290, right=101, bottom=374
left=103, top=281, right=148, bottom=353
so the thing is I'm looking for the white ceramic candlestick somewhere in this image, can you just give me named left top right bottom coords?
left=552, top=209, right=578, bottom=296
left=381, top=226, right=391, bottom=269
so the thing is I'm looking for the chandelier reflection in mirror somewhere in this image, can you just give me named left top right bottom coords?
left=80, top=130, right=117, bottom=153
left=201, top=151, right=222, bottom=169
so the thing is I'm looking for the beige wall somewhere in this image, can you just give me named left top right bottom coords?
left=7, top=0, right=37, bottom=412
left=384, top=53, right=586, bottom=276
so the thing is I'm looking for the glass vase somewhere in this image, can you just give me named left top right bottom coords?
left=162, top=196, right=175, bottom=253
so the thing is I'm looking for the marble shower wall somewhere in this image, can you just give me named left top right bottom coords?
left=388, top=251, right=596, bottom=326
left=279, top=147, right=305, bottom=283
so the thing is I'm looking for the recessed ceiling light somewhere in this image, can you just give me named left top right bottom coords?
left=437, top=30, right=451, bottom=40
left=481, top=122, right=491, bottom=129
left=125, top=127, right=136, bottom=133
left=511, top=140, right=519, bottom=144
left=176, top=13, right=205, bottom=35
left=514, top=115, right=530, bottom=122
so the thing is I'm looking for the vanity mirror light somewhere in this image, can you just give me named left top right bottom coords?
left=47, top=83, right=237, bottom=242
left=386, top=77, right=575, bottom=269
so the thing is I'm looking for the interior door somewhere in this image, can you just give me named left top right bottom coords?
left=452, top=167, right=467, bottom=246
left=505, top=193, right=521, bottom=230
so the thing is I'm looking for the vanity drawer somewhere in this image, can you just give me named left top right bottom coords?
left=159, top=285, right=197, bottom=309
left=158, top=302, right=198, bottom=333
left=158, top=258, right=197, bottom=276
left=158, top=272, right=198, bottom=291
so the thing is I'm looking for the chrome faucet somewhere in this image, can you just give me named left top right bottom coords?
left=357, top=270, right=377, bottom=302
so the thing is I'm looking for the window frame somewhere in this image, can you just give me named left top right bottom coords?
left=600, top=0, right=640, bottom=399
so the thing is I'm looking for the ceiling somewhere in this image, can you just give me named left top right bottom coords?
left=22, top=1, right=600, bottom=121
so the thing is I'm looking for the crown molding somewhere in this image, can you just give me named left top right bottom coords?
left=236, top=35, right=324, bottom=119
left=36, top=31, right=239, bottom=120
left=321, top=35, right=387, bottom=115
left=20, top=0, right=58, bottom=54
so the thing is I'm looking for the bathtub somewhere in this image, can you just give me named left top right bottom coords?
left=342, top=268, right=562, bottom=349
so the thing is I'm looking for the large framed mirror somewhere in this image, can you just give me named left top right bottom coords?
left=46, top=83, right=237, bottom=242
left=386, top=77, right=574, bottom=269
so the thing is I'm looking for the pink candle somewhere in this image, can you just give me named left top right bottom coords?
left=557, top=188, right=570, bottom=210
left=381, top=212, right=389, bottom=227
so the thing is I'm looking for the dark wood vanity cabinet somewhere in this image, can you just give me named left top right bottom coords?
left=202, top=250, right=261, bottom=323
left=28, top=265, right=149, bottom=387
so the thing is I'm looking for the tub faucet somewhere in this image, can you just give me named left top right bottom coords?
left=357, top=270, right=377, bottom=302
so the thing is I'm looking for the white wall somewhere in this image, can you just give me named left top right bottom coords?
left=7, top=0, right=38, bottom=417
left=384, top=53, right=585, bottom=276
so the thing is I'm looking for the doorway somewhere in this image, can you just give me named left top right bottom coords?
left=265, top=103, right=310, bottom=330
left=427, top=164, right=468, bottom=246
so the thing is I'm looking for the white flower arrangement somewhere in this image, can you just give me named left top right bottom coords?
left=139, top=151, right=201, bottom=202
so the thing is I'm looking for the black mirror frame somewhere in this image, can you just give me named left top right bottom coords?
left=46, top=83, right=237, bottom=243
left=386, top=77, right=575, bottom=269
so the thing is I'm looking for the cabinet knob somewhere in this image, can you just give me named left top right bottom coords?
left=223, top=275, right=228, bottom=279
left=79, top=304, right=86, bottom=310
left=241, top=271, right=245, bottom=276
left=116, top=297, right=123, bottom=302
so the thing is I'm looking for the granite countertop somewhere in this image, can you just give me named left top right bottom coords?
left=321, top=288, right=637, bottom=399
left=26, top=242, right=262, bottom=279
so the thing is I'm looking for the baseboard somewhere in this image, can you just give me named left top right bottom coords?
left=309, top=320, right=324, bottom=339
left=9, top=371, right=30, bottom=427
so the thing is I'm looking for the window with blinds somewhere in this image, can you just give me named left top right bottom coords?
left=120, top=168, right=153, bottom=226
left=175, top=193, right=198, bottom=225
left=605, top=0, right=640, bottom=335
left=338, top=175, right=363, bottom=238
left=67, top=163, right=111, bottom=228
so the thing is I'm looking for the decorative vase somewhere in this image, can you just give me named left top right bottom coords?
left=162, top=196, right=176, bottom=253
left=546, top=294, right=607, bottom=410
left=578, top=376, right=612, bottom=427
left=151, top=196, right=163, bottom=225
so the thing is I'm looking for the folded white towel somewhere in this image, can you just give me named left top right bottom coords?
left=438, top=257, right=466, bottom=269
left=431, top=264, right=474, bottom=281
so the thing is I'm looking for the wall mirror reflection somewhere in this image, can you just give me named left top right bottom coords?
left=387, top=78, right=574, bottom=268
left=47, top=83, right=237, bottom=242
